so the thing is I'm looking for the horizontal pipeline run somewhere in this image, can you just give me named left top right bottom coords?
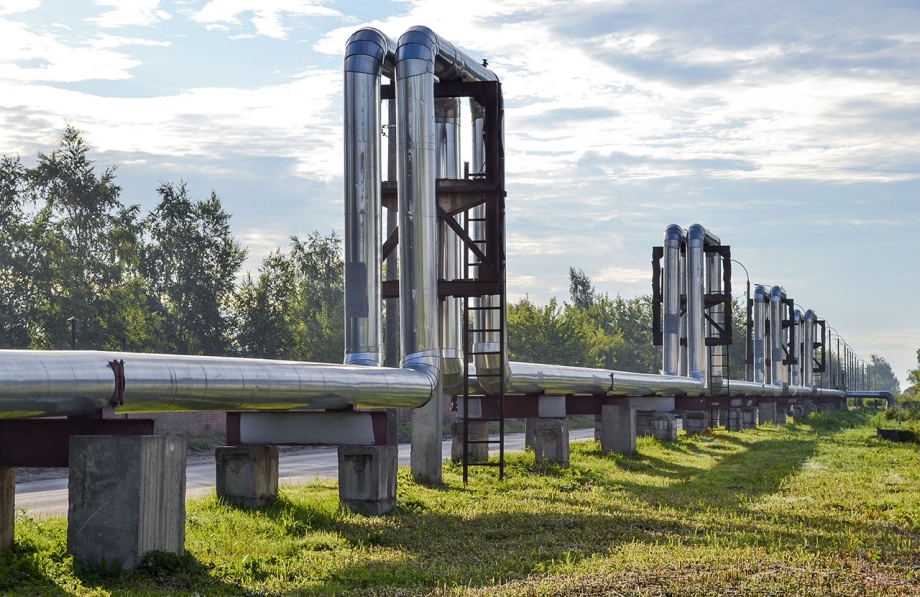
left=0, top=350, right=435, bottom=420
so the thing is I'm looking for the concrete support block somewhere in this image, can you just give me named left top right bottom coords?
left=216, top=445, right=278, bottom=508
left=791, top=404, right=804, bottom=419
left=683, top=410, right=709, bottom=436
left=600, top=404, right=636, bottom=454
left=68, top=435, right=186, bottom=570
left=775, top=407, right=788, bottom=425
left=741, top=407, right=759, bottom=429
left=532, top=418, right=569, bottom=467
left=718, top=408, right=729, bottom=428
left=803, top=401, right=816, bottom=415
left=759, top=402, right=777, bottom=425
left=727, top=408, right=743, bottom=432
left=450, top=421, right=489, bottom=463
left=338, top=445, right=397, bottom=516
left=411, top=387, right=443, bottom=485
left=1, top=468, right=13, bottom=551
left=525, top=417, right=536, bottom=449
left=636, top=411, right=678, bottom=441
left=594, top=414, right=602, bottom=442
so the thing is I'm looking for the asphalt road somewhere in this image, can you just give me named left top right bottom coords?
left=15, top=427, right=598, bottom=517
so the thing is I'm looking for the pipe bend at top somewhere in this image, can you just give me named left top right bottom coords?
left=395, top=26, right=498, bottom=82
left=344, top=28, right=396, bottom=77
left=687, top=223, right=720, bottom=246
left=770, top=285, right=785, bottom=301
left=663, top=224, right=684, bottom=246
left=804, top=309, right=816, bottom=324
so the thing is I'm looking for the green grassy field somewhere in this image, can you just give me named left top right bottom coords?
left=3, top=408, right=919, bottom=596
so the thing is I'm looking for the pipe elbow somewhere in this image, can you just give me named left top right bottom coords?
left=687, top=223, right=706, bottom=246
left=804, top=309, right=815, bottom=324
left=395, top=26, right=437, bottom=80
left=664, top=224, right=684, bottom=246
left=754, top=284, right=767, bottom=301
left=770, top=285, right=784, bottom=302
left=345, top=28, right=395, bottom=76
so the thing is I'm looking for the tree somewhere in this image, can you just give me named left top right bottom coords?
left=568, top=267, right=595, bottom=310
left=19, top=125, right=148, bottom=350
left=507, top=296, right=611, bottom=367
left=906, top=349, right=920, bottom=397
left=141, top=181, right=246, bottom=355
left=0, top=155, right=33, bottom=347
left=868, top=354, right=900, bottom=394
left=233, top=231, right=344, bottom=363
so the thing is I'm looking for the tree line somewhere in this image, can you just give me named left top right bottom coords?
left=0, top=126, right=911, bottom=397
left=0, top=126, right=342, bottom=360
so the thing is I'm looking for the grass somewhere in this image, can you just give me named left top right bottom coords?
left=4, top=408, right=920, bottom=595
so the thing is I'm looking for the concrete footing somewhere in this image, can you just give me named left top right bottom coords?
left=338, top=445, right=397, bottom=516
left=1, top=468, right=13, bottom=551
left=216, top=445, right=278, bottom=508
left=718, top=408, right=729, bottom=428
left=532, top=418, right=569, bottom=467
left=683, top=410, right=709, bottom=436
left=727, top=408, right=742, bottom=431
left=803, top=401, right=816, bottom=415
left=525, top=418, right=536, bottom=449
left=410, top=389, right=443, bottom=485
left=68, top=435, right=186, bottom=569
left=600, top=404, right=636, bottom=454
left=775, top=406, right=788, bottom=425
left=450, top=421, right=489, bottom=463
left=637, top=411, right=677, bottom=441
left=759, top=402, right=777, bottom=425
left=791, top=404, right=804, bottom=418
left=741, top=406, right=759, bottom=429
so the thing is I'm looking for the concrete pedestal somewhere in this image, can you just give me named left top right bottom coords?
left=216, top=445, right=278, bottom=508
left=775, top=407, right=788, bottom=425
left=741, top=407, right=759, bottom=429
left=727, top=408, right=743, bottom=431
left=600, top=404, right=636, bottom=454
left=450, top=421, right=489, bottom=463
left=683, top=410, right=709, bottom=436
left=637, top=411, right=677, bottom=441
left=1, top=468, right=13, bottom=551
left=803, top=401, right=816, bottom=415
left=338, top=445, right=397, bottom=516
left=525, top=418, right=536, bottom=449
left=532, top=418, right=569, bottom=467
left=791, top=404, right=804, bottom=419
left=759, top=402, right=777, bottom=425
left=68, top=435, right=186, bottom=569
left=411, top=387, right=443, bottom=485
left=718, top=408, right=729, bottom=428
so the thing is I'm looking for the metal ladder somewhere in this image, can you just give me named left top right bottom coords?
left=460, top=211, right=506, bottom=484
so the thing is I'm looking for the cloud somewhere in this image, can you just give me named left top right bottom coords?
left=595, top=266, right=650, bottom=284
left=0, top=0, right=39, bottom=15
left=0, top=18, right=143, bottom=82
left=88, top=0, right=171, bottom=28
left=193, top=0, right=343, bottom=39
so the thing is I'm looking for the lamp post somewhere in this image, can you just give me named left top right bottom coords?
left=68, top=317, right=78, bottom=350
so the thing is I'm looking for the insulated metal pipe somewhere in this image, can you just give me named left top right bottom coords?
left=753, top=285, right=768, bottom=383
left=661, top=224, right=684, bottom=376
left=0, top=351, right=435, bottom=419
left=804, top=310, right=816, bottom=388
left=343, top=28, right=394, bottom=367
left=395, top=26, right=504, bottom=395
left=436, top=96, right=464, bottom=396
left=679, top=244, right=688, bottom=376
left=395, top=26, right=497, bottom=387
left=686, top=224, right=707, bottom=382
left=769, top=286, right=787, bottom=386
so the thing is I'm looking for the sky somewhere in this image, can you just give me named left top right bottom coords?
left=0, top=0, right=918, bottom=386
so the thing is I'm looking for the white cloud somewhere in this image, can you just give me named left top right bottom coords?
left=0, top=0, right=38, bottom=15
left=595, top=266, right=650, bottom=284
left=0, top=18, right=142, bottom=82
left=89, top=0, right=171, bottom=28
left=194, top=0, right=342, bottom=39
